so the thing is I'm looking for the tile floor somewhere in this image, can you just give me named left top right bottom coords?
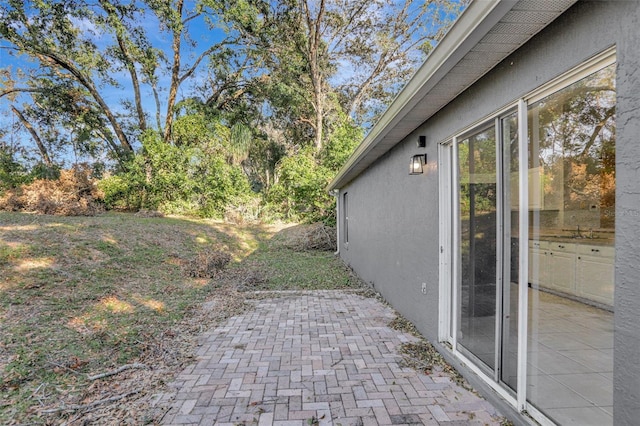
left=527, top=288, right=613, bottom=426
left=456, top=285, right=613, bottom=426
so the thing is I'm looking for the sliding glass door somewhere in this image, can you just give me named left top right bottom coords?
left=456, top=116, right=519, bottom=390
left=526, top=63, right=615, bottom=425
left=443, top=52, right=616, bottom=425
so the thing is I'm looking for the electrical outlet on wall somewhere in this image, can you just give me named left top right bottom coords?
left=421, top=283, right=427, bottom=294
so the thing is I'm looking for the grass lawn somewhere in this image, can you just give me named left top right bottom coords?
left=0, top=211, right=362, bottom=424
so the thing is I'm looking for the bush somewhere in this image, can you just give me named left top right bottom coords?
left=0, top=164, right=104, bottom=216
left=265, top=149, right=335, bottom=224
left=97, top=174, right=141, bottom=211
left=263, top=114, right=361, bottom=225
left=97, top=131, right=257, bottom=218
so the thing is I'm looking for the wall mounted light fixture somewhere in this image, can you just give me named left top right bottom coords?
left=410, top=154, right=427, bottom=175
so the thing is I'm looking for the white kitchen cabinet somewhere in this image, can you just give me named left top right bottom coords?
left=527, top=240, right=614, bottom=308
left=547, top=242, right=576, bottom=294
left=576, top=245, right=614, bottom=307
left=528, top=240, right=549, bottom=286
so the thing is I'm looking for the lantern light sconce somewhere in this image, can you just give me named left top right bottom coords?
left=409, top=154, right=427, bottom=175
left=417, top=135, right=426, bottom=148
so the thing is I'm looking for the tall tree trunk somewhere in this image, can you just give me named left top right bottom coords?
left=303, top=0, right=326, bottom=152
left=117, top=35, right=146, bottom=132
left=164, top=0, right=184, bottom=143
left=100, top=0, right=146, bottom=132
left=314, top=85, right=323, bottom=152
left=152, top=82, right=162, bottom=131
left=11, top=106, right=52, bottom=165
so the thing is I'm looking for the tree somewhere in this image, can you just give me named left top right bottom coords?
left=1, top=0, right=467, bottom=222
left=0, top=0, right=134, bottom=155
left=210, top=0, right=467, bottom=151
left=0, top=0, right=237, bottom=160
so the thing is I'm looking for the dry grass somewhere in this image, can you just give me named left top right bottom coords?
left=0, top=213, right=359, bottom=424
left=0, top=212, right=275, bottom=424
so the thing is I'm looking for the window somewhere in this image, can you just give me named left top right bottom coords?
left=343, top=192, right=349, bottom=244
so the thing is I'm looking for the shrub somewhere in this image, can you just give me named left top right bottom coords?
left=265, top=149, right=335, bottom=224
left=97, top=131, right=256, bottom=218
left=97, top=174, right=141, bottom=211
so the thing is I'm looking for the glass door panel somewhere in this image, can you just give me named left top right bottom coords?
left=527, top=64, right=615, bottom=425
left=458, top=126, right=497, bottom=370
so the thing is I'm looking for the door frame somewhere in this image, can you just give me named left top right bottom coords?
left=437, top=141, right=453, bottom=344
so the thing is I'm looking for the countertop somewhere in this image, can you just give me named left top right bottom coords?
left=532, top=234, right=614, bottom=247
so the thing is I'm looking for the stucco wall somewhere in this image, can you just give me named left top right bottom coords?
left=338, top=1, right=639, bottom=424
left=613, top=1, right=640, bottom=424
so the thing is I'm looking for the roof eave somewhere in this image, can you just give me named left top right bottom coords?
left=328, top=0, right=517, bottom=191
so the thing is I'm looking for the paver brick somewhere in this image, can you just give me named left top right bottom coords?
left=159, top=291, right=505, bottom=426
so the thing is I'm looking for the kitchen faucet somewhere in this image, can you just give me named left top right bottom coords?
left=573, top=225, right=583, bottom=238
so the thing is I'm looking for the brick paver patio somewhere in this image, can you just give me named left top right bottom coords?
left=156, top=291, right=504, bottom=425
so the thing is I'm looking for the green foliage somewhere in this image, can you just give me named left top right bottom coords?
left=97, top=174, right=136, bottom=211
left=98, top=129, right=255, bottom=218
left=0, top=147, right=29, bottom=192
left=29, top=162, right=61, bottom=181
left=266, top=149, right=335, bottom=224
left=246, top=137, right=287, bottom=191
left=264, top=115, right=362, bottom=224
left=321, top=117, right=363, bottom=172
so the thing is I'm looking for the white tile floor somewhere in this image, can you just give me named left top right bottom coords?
left=456, top=285, right=613, bottom=425
left=527, top=288, right=613, bottom=425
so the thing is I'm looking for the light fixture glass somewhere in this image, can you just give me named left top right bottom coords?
left=410, top=154, right=427, bottom=175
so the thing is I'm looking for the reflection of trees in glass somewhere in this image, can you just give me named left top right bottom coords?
left=459, top=130, right=497, bottom=216
left=459, top=128, right=497, bottom=308
left=529, top=64, right=615, bottom=228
